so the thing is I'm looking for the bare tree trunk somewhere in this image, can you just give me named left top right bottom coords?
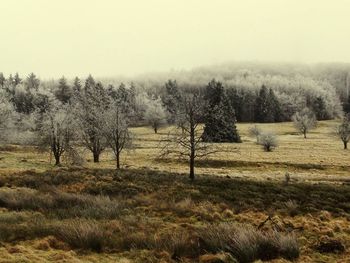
left=52, top=140, right=61, bottom=166
left=54, top=152, right=60, bottom=166
left=344, top=141, right=348, bottom=150
left=189, top=114, right=195, bottom=181
left=154, top=127, right=158, bottom=134
left=93, top=151, right=99, bottom=163
left=303, top=130, right=307, bottom=139
left=189, top=154, right=194, bottom=181
left=116, top=151, right=120, bottom=169
left=346, top=72, right=349, bottom=99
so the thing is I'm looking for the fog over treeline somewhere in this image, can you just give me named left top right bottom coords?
left=102, top=61, right=350, bottom=99
left=3, top=62, right=350, bottom=115
left=104, top=61, right=350, bottom=120
left=1, top=61, right=350, bottom=148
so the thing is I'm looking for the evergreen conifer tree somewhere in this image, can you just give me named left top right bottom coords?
left=202, top=79, right=241, bottom=142
left=55, top=76, right=72, bottom=104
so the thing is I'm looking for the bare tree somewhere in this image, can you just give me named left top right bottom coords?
left=101, top=103, right=132, bottom=169
left=335, top=117, right=350, bottom=149
left=258, top=132, right=278, bottom=152
left=292, top=107, right=317, bottom=139
left=160, top=93, right=216, bottom=181
left=37, top=102, right=75, bottom=165
left=144, top=97, right=167, bottom=134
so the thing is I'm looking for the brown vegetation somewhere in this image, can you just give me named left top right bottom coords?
left=0, top=121, right=349, bottom=262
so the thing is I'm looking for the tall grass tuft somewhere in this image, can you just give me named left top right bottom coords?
left=55, top=219, right=106, bottom=252
left=198, top=222, right=299, bottom=263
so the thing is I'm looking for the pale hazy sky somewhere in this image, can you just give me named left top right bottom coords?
left=1, top=0, right=350, bottom=78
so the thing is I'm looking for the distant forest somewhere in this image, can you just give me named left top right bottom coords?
left=1, top=62, right=350, bottom=131
left=128, top=62, right=350, bottom=122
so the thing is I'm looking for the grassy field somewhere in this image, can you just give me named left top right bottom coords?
left=0, top=121, right=349, bottom=262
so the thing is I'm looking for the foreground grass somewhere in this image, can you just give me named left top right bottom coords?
left=0, top=167, right=349, bottom=262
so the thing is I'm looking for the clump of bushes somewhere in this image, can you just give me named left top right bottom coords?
left=258, top=132, right=278, bottom=152
left=248, top=125, right=262, bottom=144
left=248, top=125, right=278, bottom=151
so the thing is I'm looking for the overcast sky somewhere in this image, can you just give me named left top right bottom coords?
left=1, top=0, right=350, bottom=78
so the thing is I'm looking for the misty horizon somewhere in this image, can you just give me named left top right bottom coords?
left=1, top=60, right=350, bottom=82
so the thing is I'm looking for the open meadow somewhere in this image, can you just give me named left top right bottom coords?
left=0, top=121, right=349, bottom=262
left=2, top=1, right=350, bottom=262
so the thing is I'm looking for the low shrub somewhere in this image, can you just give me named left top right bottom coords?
left=258, top=132, right=278, bottom=152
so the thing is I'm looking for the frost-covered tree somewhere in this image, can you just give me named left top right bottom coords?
left=144, top=97, right=167, bottom=134
left=0, top=91, right=13, bottom=142
left=336, top=116, right=350, bottom=149
left=109, top=83, right=137, bottom=121
left=258, top=132, right=278, bottom=152
left=14, top=73, right=22, bottom=86
left=292, top=107, right=317, bottom=139
left=74, top=75, right=108, bottom=162
left=7, top=74, right=14, bottom=87
left=101, top=102, right=132, bottom=169
left=0, top=73, right=5, bottom=87
left=72, top=77, right=82, bottom=94
left=37, top=101, right=75, bottom=165
left=248, top=125, right=262, bottom=143
left=25, top=73, right=40, bottom=91
left=54, top=76, right=72, bottom=104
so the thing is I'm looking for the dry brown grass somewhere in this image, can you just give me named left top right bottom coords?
left=0, top=120, right=349, bottom=262
left=2, top=121, right=348, bottom=181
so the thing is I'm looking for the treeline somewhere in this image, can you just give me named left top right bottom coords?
left=0, top=71, right=349, bottom=179
left=130, top=62, right=349, bottom=121
left=0, top=73, right=242, bottom=171
left=0, top=70, right=345, bottom=127
left=138, top=61, right=350, bottom=103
